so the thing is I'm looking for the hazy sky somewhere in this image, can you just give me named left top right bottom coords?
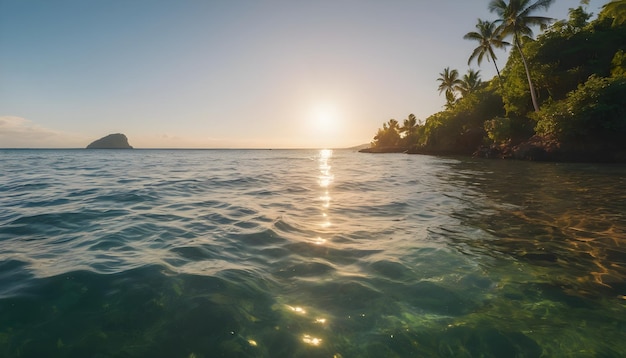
left=0, top=0, right=606, bottom=148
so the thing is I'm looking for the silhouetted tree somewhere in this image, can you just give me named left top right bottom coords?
left=400, top=114, right=421, bottom=148
left=372, top=119, right=401, bottom=148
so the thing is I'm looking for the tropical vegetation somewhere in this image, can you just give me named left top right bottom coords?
left=365, top=0, right=626, bottom=161
left=464, top=19, right=510, bottom=86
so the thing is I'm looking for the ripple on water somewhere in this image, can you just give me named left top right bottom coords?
left=294, top=279, right=384, bottom=313
left=0, top=267, right=277, bottom=357
left=272, top=260, right=337, bottom=279
left=0, top=260, right=34, bottom=299
left=232, top=228, right=287, bottom=247
left=283, top=241, right=383, bottom=265
left=1, top=150, right=625, bottom=357
left=367, top=259, right=412, bottom=281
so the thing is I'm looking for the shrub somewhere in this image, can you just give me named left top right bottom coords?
left=484, top=117, right=512, bottom=143
left=535, top=75, right=626, bottom=143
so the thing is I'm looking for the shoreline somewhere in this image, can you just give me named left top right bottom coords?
left=360, top=135, right=626, bottom=163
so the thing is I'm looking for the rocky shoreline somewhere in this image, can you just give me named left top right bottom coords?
left=361, top=135, right=626, bottom=163
left=474, top=135, right=626, bottom=163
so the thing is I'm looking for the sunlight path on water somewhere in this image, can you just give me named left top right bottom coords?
left=0, top=149, right=625, bottom=357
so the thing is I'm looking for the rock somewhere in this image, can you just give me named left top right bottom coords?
left=511, top=135, right=558, bottom=161
left=474, top=135, right=559, bottom=161
left=86, top=133, right=133, bottom=149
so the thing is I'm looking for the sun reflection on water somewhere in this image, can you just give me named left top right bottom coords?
left=320, top=192, right=331, bottom=209
left=276, top=150, right=336, bottom=351
left=317, top=150, right=334, bottom=232
left=318, top=152, right=334, bottom=189
left=314, top=149, right=335, bottom=235
left=302, top=334, right=323, bottom=346
left=287, top=305, right=307, bottom=314
left=311, top=237, right=327, bottom=245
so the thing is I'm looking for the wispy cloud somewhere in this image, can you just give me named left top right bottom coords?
left=0, top=116, right=88, bottom=148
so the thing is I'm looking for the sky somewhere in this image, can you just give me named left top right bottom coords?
left=0, top=0, right=608, bottom=148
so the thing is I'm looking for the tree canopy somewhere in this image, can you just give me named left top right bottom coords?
left=489, top=0, right=556, bottom=112
left=366, top=0, right=626, bottom=162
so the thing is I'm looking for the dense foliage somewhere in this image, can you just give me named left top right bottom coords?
left=367, top=0, right=626, bottom=160
left=535, top=75, right=626, bottom=143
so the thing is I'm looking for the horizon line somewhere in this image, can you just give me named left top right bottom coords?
left=0, top=146, right=368, bottom=151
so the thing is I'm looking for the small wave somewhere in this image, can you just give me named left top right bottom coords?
left=367, top=259, right=411, bottom=281
left=1, top=149, right=625, bottom=357
left=0, top=259, right=34, bottom=299
left=272, top=260, right=337, bottom=279
left=1, top=182, right=53, bottom=193
left=232, top=228, right=287, bottom=247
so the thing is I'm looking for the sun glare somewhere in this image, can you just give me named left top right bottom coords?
left=309, top=102, right=340, bottom=134
left=301, top=101, right=350, bottom=147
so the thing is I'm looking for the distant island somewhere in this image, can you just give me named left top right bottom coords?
left=361, top=2, right=626, bottom=162
left=86, top=133, right=133, bottom=149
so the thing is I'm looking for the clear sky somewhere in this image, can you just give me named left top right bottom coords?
left=0, top=0, right=607, bottom=148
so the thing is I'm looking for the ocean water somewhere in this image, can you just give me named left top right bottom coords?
left=1, top=149, right=625, bottom=358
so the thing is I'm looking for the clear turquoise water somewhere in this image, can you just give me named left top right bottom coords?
left=1, top=149, right=625, bottom=357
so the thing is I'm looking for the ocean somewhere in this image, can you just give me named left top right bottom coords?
left=1, top=149, right=625, bottom=357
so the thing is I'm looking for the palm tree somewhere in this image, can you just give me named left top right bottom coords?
left=464, top=19, right=510, bottom=86
left=401, top=114, right=420, bottom=148
left=601, top=0, right=626, bottom=26
left=437, top=67, right=463, bottom=107
left=373, top=120, right=401, bottom=148
left=488, top=0, right=555, bottom=112
left=401, top=114, right=417, bottom=138
left=444, top=90, right=457, bottom=110
left=387, top=119, right=399, bottom=129
left=375, top=119, right=401, bottom=147
left=458, top=69, right=482, bottom=97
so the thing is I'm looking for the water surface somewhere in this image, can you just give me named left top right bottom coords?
left=1, top=149, right=625, bottom=357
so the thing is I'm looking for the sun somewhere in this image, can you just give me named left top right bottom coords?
left=301, top=100, right=348, bottom=147
left=309, top=102, right=340, bottom=133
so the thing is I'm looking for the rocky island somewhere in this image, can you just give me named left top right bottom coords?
left=86, top=133, right=133, bottom=149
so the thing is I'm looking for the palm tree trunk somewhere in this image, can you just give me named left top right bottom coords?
left=515, top=36, right=540, bottom=112
left=493, top=61, right=503, bottom=89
